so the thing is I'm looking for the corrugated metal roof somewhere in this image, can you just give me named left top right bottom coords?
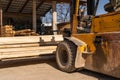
left=1, top=0, right=52, bottom=16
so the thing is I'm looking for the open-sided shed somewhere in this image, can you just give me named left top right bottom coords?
left=0, top=0, right=86, bottom=35
left=0, top=0, right=68, bottom=35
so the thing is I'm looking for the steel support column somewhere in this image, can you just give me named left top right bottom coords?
left=0, top=8, right=2, bottom=36
left=32, top=0, right=37, bottom=32
left=52, top=1, right=57, bottom=35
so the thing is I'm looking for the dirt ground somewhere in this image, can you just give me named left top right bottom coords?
left=0, top=55, right=119, bottom=80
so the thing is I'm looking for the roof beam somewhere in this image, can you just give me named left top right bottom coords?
left=0, top=0, right=2, bottom=8
left=19, top=0, right=30, bottom=13
left=42, top=7, right=52, bottom=16
left=36, top=1, right=44, bottom=11
left=43, top=0, right=86, bottom=3
left=3, top=12, right=40, bottom=18
left=6, top=0, right=13, bottom=12
left=43, top=0, right=70, bottom=3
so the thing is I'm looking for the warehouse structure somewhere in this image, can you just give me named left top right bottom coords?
left=0, top=0, right=71, bottom=36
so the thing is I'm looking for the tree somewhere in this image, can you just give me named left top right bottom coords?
left=42, top=3, right=70, bottom=24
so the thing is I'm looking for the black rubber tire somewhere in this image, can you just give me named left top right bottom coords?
left=56, top=41, right=77, bottom=72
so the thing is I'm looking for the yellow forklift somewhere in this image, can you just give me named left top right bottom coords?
left=56, top=0, right=120, bottom=78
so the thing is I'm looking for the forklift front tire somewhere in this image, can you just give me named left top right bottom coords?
left=56, top=41, right=77, bottom=72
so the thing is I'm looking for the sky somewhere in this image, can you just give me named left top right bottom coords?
left=97, top=0, right=109, bottom=15
left=42, top=0, right=110, bottom=23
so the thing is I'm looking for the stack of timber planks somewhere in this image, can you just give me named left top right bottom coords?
left=0, top=35, right=63, bottom=60
left=0, top=25, right=15, bottom=37
left=0, top=26, right=39, bottom=37
left=15, top=29, right=39, bottom=36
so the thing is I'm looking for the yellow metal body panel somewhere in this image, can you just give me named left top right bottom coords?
left=71, top=11, right=120, bottom=78
left=91, top=12, right=120, bottom=33
left=71, top=0, right=80, bottom=34
left=72, top=34, right=96, bottom=53
left=72, top=12, right=120, bottom=53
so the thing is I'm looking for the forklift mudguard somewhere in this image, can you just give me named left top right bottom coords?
left=64, top=37, right=86, bottom=68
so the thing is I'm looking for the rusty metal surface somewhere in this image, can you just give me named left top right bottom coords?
left=84, top=32, right=120, bottom=78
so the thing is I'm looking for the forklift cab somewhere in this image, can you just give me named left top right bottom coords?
left=70, top=0, right=120, bottom=34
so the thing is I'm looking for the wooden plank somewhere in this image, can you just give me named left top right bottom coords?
left=0, top=43, right=40, bottom=49
left=0, top=46, right=56, bottom=53
left=15, top=29, right=39, bottom=36
left=0, top=35, right=62, bottom=60
left=37, top=1, right=44, bottom=11
left=15, top=29, right=31, bottom=33
left=0, top=35, right=63, bottom=45
left=5, top=0, right=13, bottom=12
left=0, top=49, right=55, bottom=59
left=19, top=0, right=29, bottom=13
left=0, top=46, right=56, bottom=59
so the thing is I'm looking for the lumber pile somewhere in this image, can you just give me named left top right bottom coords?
left=0, top=25, right=39, bottom=37
left=0, top=35, right=63, bottom=60
left=15, top=29, right=39, bottom=36
left=0, top=25, right=15, bottom=37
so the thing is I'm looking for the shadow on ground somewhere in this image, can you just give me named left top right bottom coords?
left=0, top=54, right=57, bottom=69
left=0, top=55, right=119, bottom=80
left=78, top=70, right=119, bottom=80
